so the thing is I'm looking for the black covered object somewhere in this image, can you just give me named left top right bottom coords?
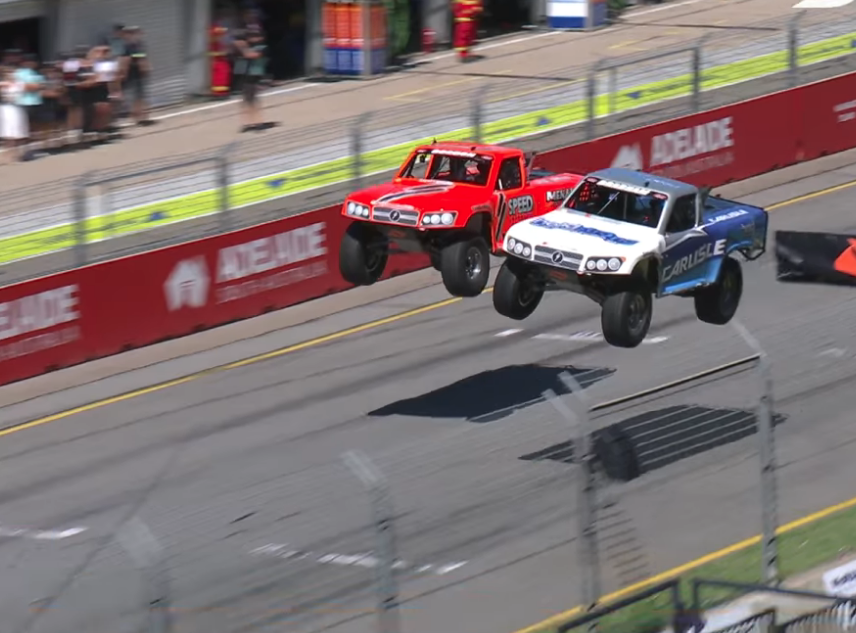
left=775, top=230, right=856, bottom=286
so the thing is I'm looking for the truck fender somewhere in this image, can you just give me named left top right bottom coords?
left=629, top=254, right=661, bottom=290
left=464, top=211, right=493, bottom=245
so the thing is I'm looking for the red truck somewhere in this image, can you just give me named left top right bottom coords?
left=338, top=141, right=585, bottom=297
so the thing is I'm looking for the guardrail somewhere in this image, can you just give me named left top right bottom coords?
left=0, top=8, right=855, bottom=284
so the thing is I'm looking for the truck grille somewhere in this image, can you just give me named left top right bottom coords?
left=534, top=246, right=583, bottom=271
left=372, top=206, right=420, bottom=226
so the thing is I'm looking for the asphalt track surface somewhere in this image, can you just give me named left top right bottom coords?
left=3, top=166, right=856, bottom=633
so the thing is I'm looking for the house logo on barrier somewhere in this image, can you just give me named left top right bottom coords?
left=164, top=257, right=210, bottom=311
left=611, top=144, right=644, bottom=171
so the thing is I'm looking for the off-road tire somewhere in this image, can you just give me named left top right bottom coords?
left=339, top=222, right=388, bottom=286
left=694, top=257, right=743, bottom=325
left=601, top=286, right=653, bottom=348
left=493, top=260, right=544, bottom=320
left=594, top=426, right=640, bottom=482
left=440, top=236, right=490, bottom=297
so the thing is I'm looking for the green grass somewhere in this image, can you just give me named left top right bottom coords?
left=546, top=502, right=856, bottom=633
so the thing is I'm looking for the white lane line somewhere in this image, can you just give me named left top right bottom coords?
left=0, top=524, right=88, bottom=540
left=249, top=543, right=468, bottom=576
left=793, top=0, right=852, bottom=7
left=533, top=332, right=670, bottom=344
left=819, top=347, right=848, bottom=358
left=495, top=328, right=524, bottom=337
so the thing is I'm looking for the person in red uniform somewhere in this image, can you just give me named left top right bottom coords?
left=453, top=0, right=482, bottom=62
left=209, top=25, right=231, bottom=98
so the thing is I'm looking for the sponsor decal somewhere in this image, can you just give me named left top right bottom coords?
left=217, top=223, right=327, bottom=283
left=649, top=116, right=735, bottom=179
left=650, top=117, right=734, bottom=167
left=507, top=195, right=535, bottom=215
left=546, top=189, right=572, bottom=203
left=834, top=99, right=856, bottom=123
left=833, top=238, right=856, bottom=277
left=662, top=239, right=726, bottom=282
left=215, top=223, right=328, bottom=304
left=611, top=144, right=644, bottom=171
left=165, top=257, right=210, bottom=311
left=0, top=285, right=81, bottom=361
left=0, top=285, right=80, bottom=342
left=823, top=558, right=856, bottom=596
left=705, top=209, right=749, bottom=226
left=530, top=217, right=639, bottom=246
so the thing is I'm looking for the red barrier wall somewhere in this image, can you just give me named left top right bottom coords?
left=3, top=71, right=856, bottom=386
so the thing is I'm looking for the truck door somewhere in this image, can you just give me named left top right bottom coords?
left=659, top=194, right=709, bottom=296
left=493, top=156, right=531, bottom=250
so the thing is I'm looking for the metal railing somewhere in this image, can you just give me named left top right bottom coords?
left=0, top=8, right=854, bottom=285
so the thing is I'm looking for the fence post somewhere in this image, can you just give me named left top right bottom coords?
left=116, top=516, right=173, bottom=633
left=586, top=62, right=599, bottom=141
left=217, top=142, right=234, bottom=233
left=544, top=373, right=601, bottom=613
left=72, top=174, right=89, bottom=268
left=607, top=66, right=617, bottom=120
left=691, top=35, right=708, bottom=113
left=732, top=320, right=779, bottom=587
left=788, top=11, right=805, bottom=88
left=471, top=85, right=488, bottom=144
left=352, top=113, right=372, bottom=191
left=343, top=450, right=402, bottom=633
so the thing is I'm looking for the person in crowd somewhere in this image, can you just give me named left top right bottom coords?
left=92, top=45, right=121, bottom=137
left=120, top=26, right=152, bottom=126
left=14, top=53, right=45, bottom=160
left=106, top=23, right=128, bottom=120
left=0, top=64, right=29, bottom=162
left=234, top=26, right=267, bottom=133
left=39, top=60, right=65, bottom=151
left=61, top=46, right=89, bottom=146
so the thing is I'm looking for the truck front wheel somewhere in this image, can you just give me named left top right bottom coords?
left=339, top=222, right=389, bottom=286
left=493, top=260, right=543, bottom=320
left=440, top=236, right=490, bottom=297
left=694, top=257, right=743, bottom=325
left=601, top=287, right=653, bottom=348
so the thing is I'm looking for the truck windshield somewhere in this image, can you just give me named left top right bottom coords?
left=401, top=151, right=493, bottom=186
left=563, top=179, right=668, bottom=229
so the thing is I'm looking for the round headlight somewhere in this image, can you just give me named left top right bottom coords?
left=441, top=212, right=453, bottom=225
left=596, top=259, right=607, bottom=271
left=514, top=242, right=524, bottom=254
left=423, top=216, right=431, bottom=225
left=347, top=202, right=356, bottom=214
left=507, top=238, right=516, bottom=249
left=431, top=215, right=441, bottom=225
left=608, top=258, right=621, bottom=271
left=586, top=260, right=596, bottom=270
left=362, top=207, right=371, bottom=217
left=522, top=246, right=531, bottom=257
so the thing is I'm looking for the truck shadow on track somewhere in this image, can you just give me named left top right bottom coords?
left=520, top=405, right=788, bottom=479
left=368, top=364, right=615, bottom=423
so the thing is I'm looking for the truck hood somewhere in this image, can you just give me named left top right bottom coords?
left=347, top=179, right=485, bottom=211
left=506, top=209, right=662, bottom=257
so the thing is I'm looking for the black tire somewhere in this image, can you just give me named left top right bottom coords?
left=593, top=426, right=640, bottom=482
left=694, top=257, right=743, bottom=325
left=430, top=252, right=442, bottom=271
left=440, top=236, right=490, bottom=297
left=339, top=222, right=388, bottom=286
left=493, top=259, right=544, bottom=320
left=601, top=287, right=653, bottom=348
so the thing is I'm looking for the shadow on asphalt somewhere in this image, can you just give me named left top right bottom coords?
left=367, top=364, right=615, bottom=423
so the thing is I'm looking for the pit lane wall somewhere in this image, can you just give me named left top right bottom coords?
left=2, top=72, right=856, bottom=386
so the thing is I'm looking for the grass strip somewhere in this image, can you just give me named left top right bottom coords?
left=545, top=503, right=856, bottom=633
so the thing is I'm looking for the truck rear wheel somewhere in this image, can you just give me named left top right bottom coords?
left=694, top=257, right=743, bottom=325
left=493, top=260, right=543, bottom=320
left=440, top=236, right=490, bottom=297
left=339, top=222, right=388, bottom=286
left=601, top=287, right=653, bottom=348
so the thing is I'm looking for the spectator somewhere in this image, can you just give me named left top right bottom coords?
left=15, top=53, right=45, bottom=160
left=62, top=45, right=90, bottom=146
left=0, top=64, right=29, bottom=162
left=234, top=26, right=267, bottom=133
left=92, top=45, right=121, bottom=137
left=120, top=26, right=152, bottom=126
left=40, top=60, right=65, bottom=151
